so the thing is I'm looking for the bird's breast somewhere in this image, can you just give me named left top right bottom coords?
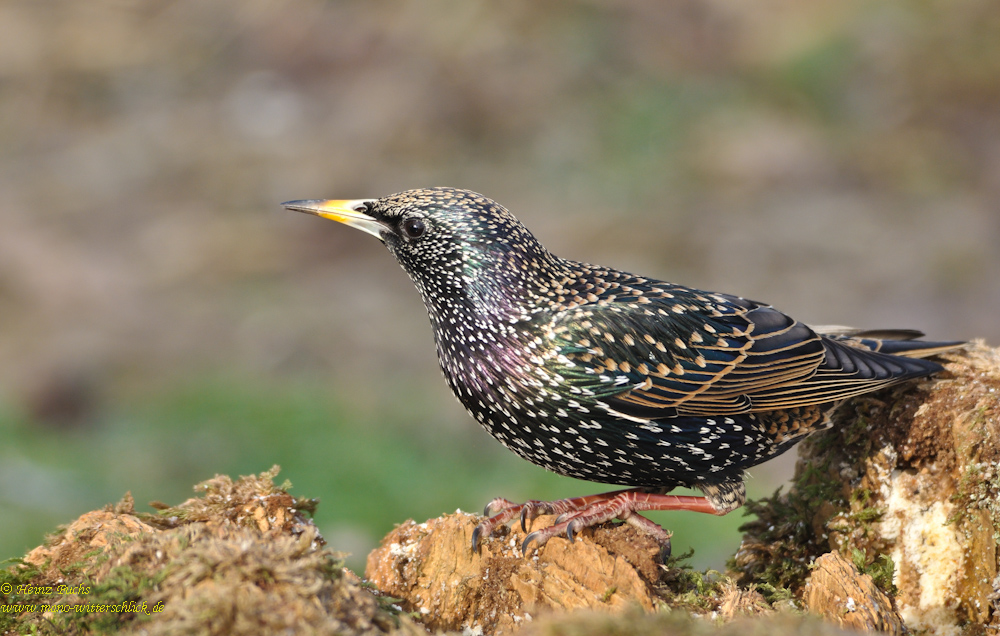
left=434, top=316, right=550, bottom=409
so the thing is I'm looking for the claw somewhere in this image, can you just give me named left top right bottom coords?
left=522, top=531, right=543, bottom=556
left=659, top=537, right=672, bottom=561
left=519, top=505, right=530, bottom=532
left=566, top=519, right=578, bottom=543
left=471, top=524, right=484, bottom=553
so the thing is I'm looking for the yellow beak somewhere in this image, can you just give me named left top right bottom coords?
left=282, top=198, right=383, bottom=239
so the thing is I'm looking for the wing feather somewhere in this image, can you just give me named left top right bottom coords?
left=545, top=279, right=944, bottom=419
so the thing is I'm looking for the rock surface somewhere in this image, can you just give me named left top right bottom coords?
left=365, top=512, right=661, bottom=634
left=804, top=552, right=902, bottom=635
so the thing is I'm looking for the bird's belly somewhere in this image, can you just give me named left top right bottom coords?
left=452, top=374, right=834, bottom=489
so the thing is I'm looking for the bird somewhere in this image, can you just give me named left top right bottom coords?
left=283, top=187, right=960, bottom=556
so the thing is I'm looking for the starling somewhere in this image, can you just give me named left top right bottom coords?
left=284, top=188, right=960, bottom=555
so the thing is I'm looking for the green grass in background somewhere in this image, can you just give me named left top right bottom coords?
left=1, top=377, right=755, bottom=573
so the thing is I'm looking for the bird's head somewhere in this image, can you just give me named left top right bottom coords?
left=284, top=187, right=563, bottom=320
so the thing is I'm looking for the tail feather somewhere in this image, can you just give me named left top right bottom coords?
left=811, top=325, right=965, bottom=359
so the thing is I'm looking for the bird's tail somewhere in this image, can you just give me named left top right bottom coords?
left=811, top=326, right=965, bottom=358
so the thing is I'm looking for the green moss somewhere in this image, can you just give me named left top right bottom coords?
left=0, top=559, right=42, bottom=633
left=44, top=563, right=166, bottom=635
left=659, top=549, right=726, bottom=610
left=753, top=583, right=795, bottom=605
left=732, top=436, right=849, bottom=597
left=0, top=522, right=168, bottom=635
left=852, top=506, right=883, bottom=524
left=844, top=489, right=888, bottom=539
left=849, top=548, right=897, bottom=596
left=948, top=461, right=1000, bottom=543
left=850, top=488, right=873, bottom=506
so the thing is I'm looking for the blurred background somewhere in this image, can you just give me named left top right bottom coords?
left=1, top=0, right=998, bottom=573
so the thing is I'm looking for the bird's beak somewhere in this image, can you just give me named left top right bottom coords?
left=282, top=199, right=384, bottom=240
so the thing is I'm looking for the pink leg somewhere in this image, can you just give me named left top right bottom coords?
left=472, top=488, right=726, bottom=555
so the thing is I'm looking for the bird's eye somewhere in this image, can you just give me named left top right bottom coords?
left=402, top=217, right=426, bottom=239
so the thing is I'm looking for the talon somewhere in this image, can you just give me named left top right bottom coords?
left=471, top=524, right=484, bottom=553
left=659, top=538, right=671, bottom=561
left=519, top=505, right=530, bottom=532
left=566, top=519, right=578, bottom=543
left=521, top=531, right=542, bottom=556
left=482, top=498, right=502, bottom=517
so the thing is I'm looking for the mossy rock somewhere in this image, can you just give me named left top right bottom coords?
left=0, top=466, right=423, bottom=636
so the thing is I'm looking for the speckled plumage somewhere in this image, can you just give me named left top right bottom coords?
left=284, top=187, right=959, bottom=554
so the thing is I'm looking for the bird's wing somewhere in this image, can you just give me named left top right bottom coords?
left=745, top=336, right=943, bottom=410
left=545, top=284, right=939, bottom=418
left=545, top=285, right=826, bottom=417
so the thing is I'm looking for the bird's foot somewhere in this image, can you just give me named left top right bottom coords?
left=472, top=488, right=721, bottom=556
left=470, top=496, right=551, bottom=552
